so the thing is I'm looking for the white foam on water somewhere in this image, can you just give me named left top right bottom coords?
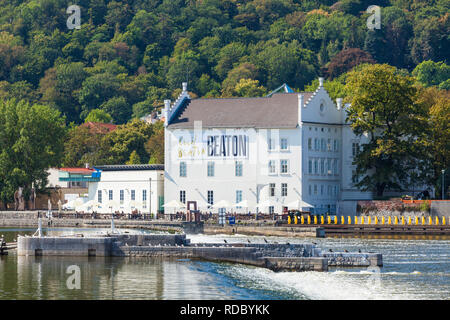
left=224, top=265, right=421, bottom=300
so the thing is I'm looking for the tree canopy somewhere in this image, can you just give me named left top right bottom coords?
left=0, top=0, right=447, bottom=125
left=0, top=99, right=66, bottom=207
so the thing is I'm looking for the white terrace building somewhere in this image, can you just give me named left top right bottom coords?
left=88, top=165, right=165, bottom=215
left=163, top=79, right=372, bottom=215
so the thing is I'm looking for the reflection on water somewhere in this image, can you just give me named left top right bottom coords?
left=1, top=228, right=449, bottom=300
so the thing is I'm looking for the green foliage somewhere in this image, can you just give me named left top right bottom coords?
left=233, top=78, right=266, bottom=97
left=345, top=64, right=428, bottom=197
left=0, top=99, right=66, bottom=207
left=85, top=109, right=112, bottom=123
left=126, top=150, right=141, bottom=165
left=145, top=121, right=164, bottom=165
left=97, top=119, right=154, bottom=165
left=0, top=0, right=446, bottom=127
left=412, top=60, right=450, bottom=88
left=99, top=96, right=131, bottom=125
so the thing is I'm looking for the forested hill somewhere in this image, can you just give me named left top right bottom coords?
left=0, top=0, right=448, bottom=125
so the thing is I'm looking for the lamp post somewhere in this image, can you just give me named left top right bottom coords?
left=149, top=177, right=152, bottom=219
left=442, top=169, right=445, bottom=200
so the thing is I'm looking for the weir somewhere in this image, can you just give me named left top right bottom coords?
left=17, top=233, right=382, bottom=272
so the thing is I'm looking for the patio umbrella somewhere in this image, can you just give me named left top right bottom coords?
left=257, top=199, right=278, bottom=207
left=257, top=199, right=279, bottom=214
left=195, top=200, right=211, bottom=209
left=63, top=198, right=85, bottom=210
left=233, top=200, right=249, bottom=208
left=286, top=200, right=314, bottom=209
left=81, top=200, right=101, bottom=209
left=127, top=200, right=141, bottom=210
left=162, top=200, right=186, bottom=208
left=212, top=200, right=232, bottom=209
left=105, top=200, right=120, bottom=213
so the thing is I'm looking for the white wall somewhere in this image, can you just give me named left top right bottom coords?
left=88, top=170, right=164, bottom=214
left=164, top=82, right=376, bottom=214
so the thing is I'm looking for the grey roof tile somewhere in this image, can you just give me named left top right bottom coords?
left=167, top=92, right=314, bottom=129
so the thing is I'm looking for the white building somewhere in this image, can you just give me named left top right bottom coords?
left=163, top=79, right=373, bottom=215
left=87, top=165, right=164, bottom=214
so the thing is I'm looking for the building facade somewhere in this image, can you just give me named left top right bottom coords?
left=87, top=165, right=164, bottom=214
left=164, top=80, right=373, bottom=214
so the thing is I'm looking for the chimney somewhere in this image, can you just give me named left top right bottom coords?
left=336, top=98, right=342, bottom=110
left=182, top=82, right=187, bottom=92
left=298, top=94, right=304, bottom=124
left=318, top=77, right=324, bottom=87
left=164, top=99, right=171, bottom=126
left=85, top=163, right=89, bottom=169
left=298, top=94, right=304, bottom=108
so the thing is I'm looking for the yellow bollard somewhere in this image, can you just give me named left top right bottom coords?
left=443, top=216, right=446, bottom=225
left=348, top=216, right=351, bottom=224
left=361, top=216, right=365, bottom=225
left=401, top=216, right=405, bottom=225
left=428, top=216, right=432, bottom=225
left=321, top=216, right=324, bottom=225
left=327, top=216, right=331, bottom=224
left=415, top=216, right=419, bottom=225
left=301, top=216, right=304, bottom=224
left=408, top=216, right=411, bottom=225
left=388, top=216, right=392, bottom=225
left=288, top=216, right=291, bottom=224
left=394, top=216, right=398, bottom=225
left=421, top=216, right=425, bottom=225
left=355, top=216, right=358, bottom=225
left=381, top=216, right=385, bottom=225
left=341, top=216, right=344, bottom=225
left=436, top=216, right=439, bottom=226
left=334, top=216, right=338, bottom=225
left=368, top=216, right=371, bottom=225
left=307, top=216, right=311, bottom=225
left=374, top=216, right=378, bottom=225
left=294, top=216, right=298, bottom=225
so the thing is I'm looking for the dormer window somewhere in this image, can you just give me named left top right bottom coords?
left=320, top=103, right=325, bottom=112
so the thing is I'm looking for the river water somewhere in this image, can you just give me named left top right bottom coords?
left=0, top=228, right=449, bottom=300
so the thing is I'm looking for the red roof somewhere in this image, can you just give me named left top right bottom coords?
left=80, top=122, right=117, bottom=133
left=59, top=168, right=95, bottom=174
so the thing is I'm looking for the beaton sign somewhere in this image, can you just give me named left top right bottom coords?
left=175, top=129, right=251, bottom=160
left=207, top=135, right=248, bottom=157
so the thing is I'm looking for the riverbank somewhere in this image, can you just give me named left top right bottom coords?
left=1, top=211, right=449, bottom=238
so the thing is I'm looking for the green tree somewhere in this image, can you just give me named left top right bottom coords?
left=100, top=96, right=131, bottom=124
left=345, top=64, right=427, bottom=197
left=233, top=78, right=266, bottom=97
left=145, top=121, right=164, bottom=164
left=126, top=150, right=142, bottom=164
left=39, top=62, right=88, bottom=124
left=412, top=60, right=450, bottom=88
left=85, top=109, right=112, bottom=123
left=415, top=87, right=450, bottom=199
left=78, top=73, right=122, bottom=120
left=97, top=119, right=153, bottom=165
left=0, top=99, right=66, bottom=208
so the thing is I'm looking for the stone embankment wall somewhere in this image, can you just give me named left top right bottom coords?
left=357, top=199, right=431, bottom=218
left=0, top=211, right=185, bottom=233
left=17, top=234, right=382, bottom=272
left=204, top=225, right=323, bottom=237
